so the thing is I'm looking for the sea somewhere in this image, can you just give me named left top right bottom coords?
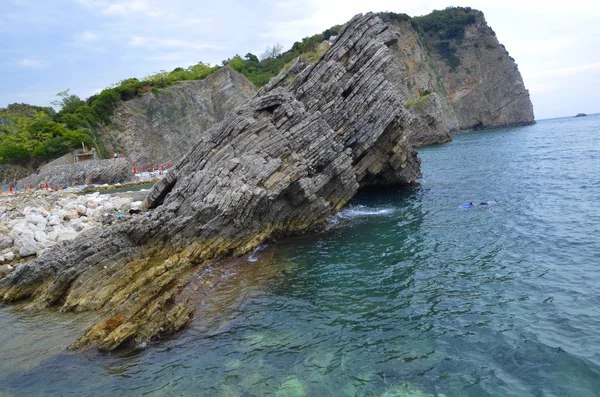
left=0, top=114, right=599, bottom=396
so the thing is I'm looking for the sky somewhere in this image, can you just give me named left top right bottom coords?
left=1, top=0, right=599, bottom=120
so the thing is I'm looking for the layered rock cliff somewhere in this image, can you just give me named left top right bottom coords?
left=421, top=10, right=535, bottom=130
left=0, top=13, right=424, bottom=351
left=384, top=8, right=534, bottom=133
left=101, top=66, right=256, bottom=167
left=269, top=8, right=534, bottom=145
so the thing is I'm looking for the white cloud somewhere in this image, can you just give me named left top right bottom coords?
left=68, top=30, right=105, bottom=52
left=76, top=0, right=159, bottom=17
left=530, top=63, right=600, bottom=79
left=128, top=36, right=220, bottom=51
left=17, top=58, right=49, bottom=68
left=75, top=31, right=100, bottom=41
left=102, top=0, right=161, bottom=18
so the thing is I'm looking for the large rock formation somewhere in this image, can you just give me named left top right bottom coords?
left=101, top=66, right=256, bottom=167
left=384, top=9, right=534, bottom=133
left=270, top=8, right=534, bottom=146
left=0, top=13, right=424, bottom=351
left=382, top=18, right=460, bottom=137
left=425, top=10, right=535, bottom=130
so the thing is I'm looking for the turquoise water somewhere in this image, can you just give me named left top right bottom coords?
left=97, top=182, right=156, bottom=195
left=1, top=115, right=600, bottom=396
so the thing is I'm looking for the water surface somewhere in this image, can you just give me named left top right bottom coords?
left=1, top=115, right=599, bottom=396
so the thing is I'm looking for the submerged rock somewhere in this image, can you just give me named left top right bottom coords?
left=276, top=376, right=307, bottom=397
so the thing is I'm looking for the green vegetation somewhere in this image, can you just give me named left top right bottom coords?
left=0, top=102, right=94, bottom=164
left=412, top=7, right=477, bottom=70
left=223, top=25, right=341, bottom=86
left=378, top=12, right=411, bottom=24
left=412, top=7, right=476, bottom=41
left=380, top=7, right=477, bottom=70
left=0, top=63, right=219, bottom=165
left=404, top=91, right=435, bottom=109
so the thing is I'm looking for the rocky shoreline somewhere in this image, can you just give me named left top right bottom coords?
left=0, top=11, right=535, bottom=352
left=0, top=190, right=144, bottom=273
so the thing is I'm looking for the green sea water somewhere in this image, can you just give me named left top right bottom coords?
left=1, top=115, right=599, bottom=396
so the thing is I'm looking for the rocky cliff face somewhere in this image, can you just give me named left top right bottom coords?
left=101, top=66, right=256, bottom=167
left=383, top=19, right=460, bottom=136
left=0, top=13, right=424, bottom=351
left=426, top=11, right=534, bottom=130
left=271, top=9, right=534, bottom=145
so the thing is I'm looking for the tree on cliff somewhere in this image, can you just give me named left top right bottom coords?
left=260, top=43, right=284, bottom=60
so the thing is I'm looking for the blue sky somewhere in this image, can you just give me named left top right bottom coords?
left=1, top=0, right=599, bottom=119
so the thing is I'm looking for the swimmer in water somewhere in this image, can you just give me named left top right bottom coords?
left=479, top=198, right=498, bottom=206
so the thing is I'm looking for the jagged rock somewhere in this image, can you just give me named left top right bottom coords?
left=0, top=13, right=423, bottom=351
left=69, top=219, right=86, bottom=232
left=0, top=265, right=14, bottom=277
left=16, top=156, right=134, bottom=190
left=63, top=209, right=80, bottom=221
left=0, top=236, right=13, bottom=250
left=48, top=215, right=62, bottom=226
left=112, top=197, right=131, bottom=211
left=269, top=9, right=535, bottom=145
left=403, top=94, right=452, bottom=146
left=18, top=237, right=39, bottom=258
left=0, top=190, right=147, bottom=261
left=25, top=213, right=47, bottom=228
left=10, top=221, right=33, bottom=237
left=34, top=230, right=49, bottom=244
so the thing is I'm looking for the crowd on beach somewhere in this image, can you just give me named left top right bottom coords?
left=0, top=160, right=173, bottom=198
left=133, top=162, right=171, bottom=181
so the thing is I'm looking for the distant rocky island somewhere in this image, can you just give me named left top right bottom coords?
left=575, top=113, right=587, bottom=117
left=0, top=8, right=536, bottom=351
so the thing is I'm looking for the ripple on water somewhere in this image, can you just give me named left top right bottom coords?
left=2, top=117, right=600, bottom=396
